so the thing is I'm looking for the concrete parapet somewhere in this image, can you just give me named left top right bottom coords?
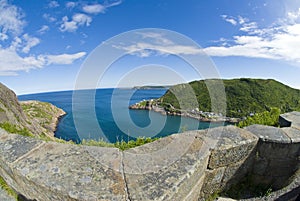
left=0, top=111, right=299, bottom=200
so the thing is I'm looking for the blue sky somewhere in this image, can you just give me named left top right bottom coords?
left=1, top=0, right=300, bottom=94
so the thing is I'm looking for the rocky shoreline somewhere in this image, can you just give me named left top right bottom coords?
left=20, top=100, right=66, bottom=138
left=129, top=100, right=240, bottom=123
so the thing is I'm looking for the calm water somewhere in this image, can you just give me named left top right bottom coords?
left=18, top=88, right=225, bottom=143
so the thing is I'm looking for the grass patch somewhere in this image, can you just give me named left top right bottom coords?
left=206, top=191, right=220, bottom=201
left=0, top=176, right=18, bottom=200
left=81, top=139, right=115, bottom=148
left=0, top=122, right=34, bottom=137
left=21, top=102, right=53, bottom=122
left=81, top=137, right=159, bottom=151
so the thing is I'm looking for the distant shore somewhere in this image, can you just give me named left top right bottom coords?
left=129, top=100, right=240, bottom=124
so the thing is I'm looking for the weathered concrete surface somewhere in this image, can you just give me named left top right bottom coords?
left=199, top=126, right=258, bottom=200
left=280, top=111, right=300, bottom=130
left=0, top=128, right=126, bottom=201
left=246, top=124, right=292, bottom=143
left=206, top=126, right=258, bottom=169
left=246, top=124, right=300, bottom=190
left=123, top=131, right=210, bottom=201
left=0, top=112, right=299, bottom=201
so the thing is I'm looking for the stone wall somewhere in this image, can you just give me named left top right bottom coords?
left=0, top=112, right=299, bottom=201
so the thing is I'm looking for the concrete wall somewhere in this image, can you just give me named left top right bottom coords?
left=0, top=112, right=299, bottom=201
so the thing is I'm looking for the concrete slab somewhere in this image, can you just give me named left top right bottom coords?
left=245, top=125, right=291, bottom=143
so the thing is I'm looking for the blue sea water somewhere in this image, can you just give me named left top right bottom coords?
left=18, top=88, right=225, bottom=143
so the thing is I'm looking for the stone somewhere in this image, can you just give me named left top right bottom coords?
left=280, top=111, right=300, bottom=130
left=206, top=126, right=258, bottom=169
left=0, top=129, right=43, bottom=163
left=245, top=124, right=291, bottom=143
left=123, top=131, right=210, bottom=201
left=0, top=133, right=126, bottom=201
left=0, top=188, right=15, bottom=201
left=282, top=127, right=300, bottom=143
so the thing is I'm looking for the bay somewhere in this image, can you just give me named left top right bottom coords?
left=18, top=88, right=225, bottom=143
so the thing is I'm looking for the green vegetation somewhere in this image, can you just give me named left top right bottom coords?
left=0, top=176, right=18, bottom=200
left=21, top=102, right=53, bottom=126
left=206, top=191, right=220, bottom=201
left=0, top=120, right=157, bottom=150
left=223, top=174, right=273, bottom=199
left=82, top=137, right=159, bottom=151
left=0, top=122, right=34, bottom=137
left=0, top=107, right=5, bottom=112
left=158, top=78, right=300, bottom=118
left=237, top=107, right=281, bottom=128
left=137, top=100, right=147, bottom=107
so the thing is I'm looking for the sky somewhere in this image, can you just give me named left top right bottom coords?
left=1, top=0, right=300, bottom=94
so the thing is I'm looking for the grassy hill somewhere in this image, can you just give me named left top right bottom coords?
left=157, top=78, right=300, bottom=118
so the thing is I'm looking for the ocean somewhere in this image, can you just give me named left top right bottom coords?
left=18, top=88, right=225, bottom=143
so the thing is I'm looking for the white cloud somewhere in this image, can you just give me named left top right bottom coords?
left=82, top=4, right=105, bottom=14
left=0, top=46, right=86, bottom=75
left=37, top=25, right=50, bottom=34
left=59, top=1, right=122, bottom=32
left=112, top=32, right=203, bottom=57
left=0, top=0, right=87, bottom=76
left=105, top=0, right=122, bottom=8
left=66, top=1, right=76, bottom=9
left=221, top=15, right=237, bottom=26
left=82, top=1, right=122, bottom=14
left=45, top=52, right=86, bottom=65
left=0, top=33, right=8, bottom=41
left=73, top=13, right=92, bottom=26
left=60, top=13, right=92, bottom=32
left=60, top=16, right=77, bottom=32
left=48, top=1, right=59, bottom=8
left=5, top=34, right=40, bottom=54
left=43, top=13, right=57, bottom=22
left=21, top=34, right=40, bottom=53
left=203, top=9, right=300, bottom=65
left=0, top=0, right=25, bottom=36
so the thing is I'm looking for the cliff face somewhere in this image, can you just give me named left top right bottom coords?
left=0, top=83, right=65, bottom=138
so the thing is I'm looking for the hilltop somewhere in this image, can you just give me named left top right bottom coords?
left=131, top=78, right=300, bottom=119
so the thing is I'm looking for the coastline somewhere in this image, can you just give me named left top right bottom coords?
left=20, top=100, right=66, bottom=137
left=129, top=100, right=240, bottom=124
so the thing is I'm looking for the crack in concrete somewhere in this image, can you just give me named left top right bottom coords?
left=13, top=141, right=46, bottom=164
left=120, top=151, right=131, bottom=201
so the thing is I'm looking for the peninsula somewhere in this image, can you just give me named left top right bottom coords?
left=130, top=78, right=300, bottom=122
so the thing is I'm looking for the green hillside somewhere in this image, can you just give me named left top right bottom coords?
left=157, top=78, right=300, bottom=118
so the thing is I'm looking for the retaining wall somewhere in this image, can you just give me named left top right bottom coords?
left=0, top=112, right=299, bottom=200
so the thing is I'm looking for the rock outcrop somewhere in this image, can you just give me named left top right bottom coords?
left=20, top=101, right=65, bottom=137
left=0, top=83, right=65, bottom=138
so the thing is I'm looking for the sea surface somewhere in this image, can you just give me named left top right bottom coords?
left=18, top=88, right=226, bottom=143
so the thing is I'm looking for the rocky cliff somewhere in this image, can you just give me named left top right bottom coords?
left=0, top=82, right=65, bottom=139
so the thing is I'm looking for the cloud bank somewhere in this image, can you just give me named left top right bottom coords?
left=204, top=9, right=300, bottom=64
left=0, top=0, right=86, bottom=75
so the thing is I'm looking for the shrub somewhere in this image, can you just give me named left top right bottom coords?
left=81, top=137, right=159, bottom=151
left=237, top=107, right=281, bottom=128
left=0, top=122, right=34, bottom=137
